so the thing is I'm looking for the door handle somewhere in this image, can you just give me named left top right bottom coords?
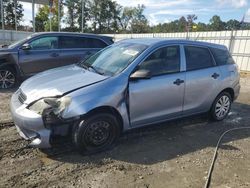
left=211, top=73, right=220, bottom=79
left=50, top=52, right=59, bottom=57
left=173, top=79, right=184, bottom=86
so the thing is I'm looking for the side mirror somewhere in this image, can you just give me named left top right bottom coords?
left=130, top=69, right=151, bottom=80
left=21, top=43, right=31, bottom=50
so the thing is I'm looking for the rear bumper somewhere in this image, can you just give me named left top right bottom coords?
left=10, top=92, right=51, bottom=148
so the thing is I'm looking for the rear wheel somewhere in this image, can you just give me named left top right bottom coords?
left=0, top=67, right=16, bottom=89
left=72, top=113, right=121, bottom=154
left=211, top=92, right=232, bottom=121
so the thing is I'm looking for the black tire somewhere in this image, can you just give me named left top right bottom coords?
left=211, top=92, right=232, bottom=121
left=0, top=66, right=17, bottom=89
left=72, top=113, right=121, bottom=155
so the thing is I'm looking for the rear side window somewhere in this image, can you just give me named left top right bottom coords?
left=210, top=48, right=235, bottom=66
left=59, top=36, right=107, bottom=49
left=184, top=46, right=214, bottom=71
left=59, top=36, right=86, bottom=49
left=86, top=38, right=107, bottom=48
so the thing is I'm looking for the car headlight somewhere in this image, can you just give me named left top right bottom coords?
left=28, top=96, right=71, bottom=116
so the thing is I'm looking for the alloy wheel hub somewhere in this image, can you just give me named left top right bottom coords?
left=215, top=96, right=230, bottom=118
left=0, top=70, right=15, bottom=89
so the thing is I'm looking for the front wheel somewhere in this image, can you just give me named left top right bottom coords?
left=72, top=113, right=121, bottom=155
left=211, top=92, right=232, bottom=121
left=0, top=67, right=17, bottom=89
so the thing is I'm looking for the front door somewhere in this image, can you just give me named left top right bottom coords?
left=18, top=36, right=60, bottom=76
left=129, top=45, right=185, bottom=127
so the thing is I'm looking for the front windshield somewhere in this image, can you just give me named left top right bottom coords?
left=8, top=35, right=32, bottom=48
left=79, top=42, right=148, bottom=76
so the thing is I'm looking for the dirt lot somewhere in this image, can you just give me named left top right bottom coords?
left=0, top=79, right=250, bottom=188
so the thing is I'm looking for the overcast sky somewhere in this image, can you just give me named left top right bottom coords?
left=21, top=0, right=250, bottom=26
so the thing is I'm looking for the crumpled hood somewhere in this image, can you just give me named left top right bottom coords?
left=20, top=64, right=108, bottom=104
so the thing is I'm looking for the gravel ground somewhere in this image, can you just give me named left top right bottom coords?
left=0, top=79, right=250, bottom=188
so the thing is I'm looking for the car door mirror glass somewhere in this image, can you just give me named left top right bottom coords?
left=130, top=69, right=151, bottom=80
left=21, top=43, right=31, bottom=50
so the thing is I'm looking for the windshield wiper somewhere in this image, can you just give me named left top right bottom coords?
left=78, top=62, right=104, bottom=75
left=88, top=65, right=104, bottom=75
left=79, top=63, right=88, bottom=70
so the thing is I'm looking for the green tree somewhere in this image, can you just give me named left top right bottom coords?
left=196, top=22, right=209, bottom=31
left=119, top=7, right=136, bottom=31
left=178, top=16, right=187, bottom=32
left=44, top=0, right=64, bottom=31
left=64, top=0, right=78, bottom=30
left=0, top=0, right=24, bottom=30
left=35, top=0, right=63, bottom=32
left=35, top=5, right=50, bottom=32
left=118, top=5, right=149, bottom=33
left=186, top=14, right=197, bottom=31
left=130, top=5, right=149, bottom=33
left=209, top=15, right=225, bottom=31
left=88, top=0, right=122, bottom=33
left=76, top=0, right=91, bottom=32
left=226, top=19, right=241, bottom=30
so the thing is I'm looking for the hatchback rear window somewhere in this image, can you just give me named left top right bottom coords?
left=210, top=48, right=235, bottom=66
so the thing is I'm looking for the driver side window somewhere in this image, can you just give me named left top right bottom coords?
left=139, top=45, right=180, bottom=76
left=29, top=37, right=58, bottom=50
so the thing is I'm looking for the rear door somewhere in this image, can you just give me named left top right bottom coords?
left=58, top=36, right=108, bottom=66
left=183, top=45, right=221, bottom=114
left=129, top=45, right=185, bottom=127
left=18, top=36, right=60, bottom=75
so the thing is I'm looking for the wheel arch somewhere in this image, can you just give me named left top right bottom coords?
left=210, top=87, right=234, bottom=111
left=219, top=88, right=235, bottom=100
left=0, top=63, right=20, bottom=77
left=82, top=106, right=124, bottom=132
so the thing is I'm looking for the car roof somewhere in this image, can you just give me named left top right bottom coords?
left=121, top=38, right=227, bottom=50
left=30, top=32, right=113, bottom=40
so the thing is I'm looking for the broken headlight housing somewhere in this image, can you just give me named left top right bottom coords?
left=28, top=96, right=71, bottom=116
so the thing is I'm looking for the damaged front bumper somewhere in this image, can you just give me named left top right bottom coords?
left=10, top=93, right=52, bottom=148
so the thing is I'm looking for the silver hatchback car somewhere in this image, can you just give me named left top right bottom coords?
left=10, top=39, right=240, bottom=154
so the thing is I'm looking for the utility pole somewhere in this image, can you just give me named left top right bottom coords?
left=58, top=0, right=60, bottom=31
left=32, top=0, right=35, bottom=32
left=14, top=0, right=17, bottom=31
left=49, top=0, right=53, bottom=32
left=81, top=0, right=84, bottom=33
left=0, top=0, right=4, bottom=30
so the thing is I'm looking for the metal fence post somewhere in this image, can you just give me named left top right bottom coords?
left=228, top=29, right=235, bottom=54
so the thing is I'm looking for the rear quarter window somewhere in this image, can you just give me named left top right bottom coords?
left=210, top=48, right=235, bottom=66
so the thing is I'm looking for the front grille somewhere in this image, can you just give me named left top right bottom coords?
left=18, top=89, right=27, bottom=104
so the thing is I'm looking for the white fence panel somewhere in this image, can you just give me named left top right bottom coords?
left=0, top=29, right=250, bottom=71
